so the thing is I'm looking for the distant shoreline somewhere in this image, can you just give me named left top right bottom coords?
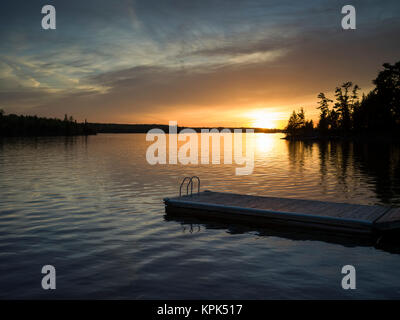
left=282, top=133, right=400, bottom=142
left=89, top=123, right=282, bottom=134
left=0, top=112, right=283, bottom=137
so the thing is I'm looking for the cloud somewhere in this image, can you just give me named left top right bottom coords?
left=1, top=0, right=400, bottom=126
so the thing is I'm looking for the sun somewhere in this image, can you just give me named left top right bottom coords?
left=253, top=117, right=275, bottom=129
left=250, top=110, right=276, bottom=129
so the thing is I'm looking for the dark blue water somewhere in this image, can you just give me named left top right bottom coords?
left=1, top=133, right=400, bottom=299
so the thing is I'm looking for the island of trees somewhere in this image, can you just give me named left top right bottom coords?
left=285, top=61, right=400, bottom=140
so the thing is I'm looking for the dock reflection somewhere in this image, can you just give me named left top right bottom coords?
left=164, top=211, right=400, bottom=254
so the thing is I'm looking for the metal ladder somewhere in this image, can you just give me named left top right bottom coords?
left=179, top=176, right=201, bottom=197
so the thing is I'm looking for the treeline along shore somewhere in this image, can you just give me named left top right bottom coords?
left=284, top=61, right=400, bottom=141
left=0, top=113, right=96, bottom=137
left=0, top=111, right=281, bottom=137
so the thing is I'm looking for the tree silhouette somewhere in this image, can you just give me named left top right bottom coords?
left=373, top=61, right=400, bottom=128
left=317, top=93, right=333, bottom=133
left=285, top=108, right=314, bottom=138
left=334, top=82, right=359, bottom=132
left=286, top=60, right=400, bottom=139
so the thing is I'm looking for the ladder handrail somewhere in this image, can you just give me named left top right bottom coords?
left=190, top=176, right=200, bottom=195
left=179, top=177, right=192, bottom=197
left=179, top=176, right=201, bottom=197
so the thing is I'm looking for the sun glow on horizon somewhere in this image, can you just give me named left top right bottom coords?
left=249, top=110, right=277, bottom=129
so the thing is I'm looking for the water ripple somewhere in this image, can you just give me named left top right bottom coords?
left=1, top=134, right=400, bottom=299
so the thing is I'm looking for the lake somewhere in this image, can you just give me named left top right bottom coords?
left=1, top=133, right=400, bottom=299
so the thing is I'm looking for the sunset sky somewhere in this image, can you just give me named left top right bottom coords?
left=1, top=0, right=399, bottom=128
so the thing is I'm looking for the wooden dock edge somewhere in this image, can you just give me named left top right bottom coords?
left=374, top=208, right=400, bottom=232
left=164, top=198, right=376, bottom=234
left=164, top=190, right=400, bottom=236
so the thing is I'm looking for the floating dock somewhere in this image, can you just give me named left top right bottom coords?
left=164, top=189, right=400, bottom=235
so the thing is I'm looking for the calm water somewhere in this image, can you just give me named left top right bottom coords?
left=1, top=133, right=400, bottom=299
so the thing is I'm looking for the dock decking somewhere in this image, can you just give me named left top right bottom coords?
left=164, top=191, right=400, bottom=235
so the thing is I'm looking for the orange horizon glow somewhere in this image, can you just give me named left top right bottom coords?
left=118, top=109, right=311, bottom=130
left=119, top=106, right=316, bottom=130
left=248, top=110, right=279, bottom=129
